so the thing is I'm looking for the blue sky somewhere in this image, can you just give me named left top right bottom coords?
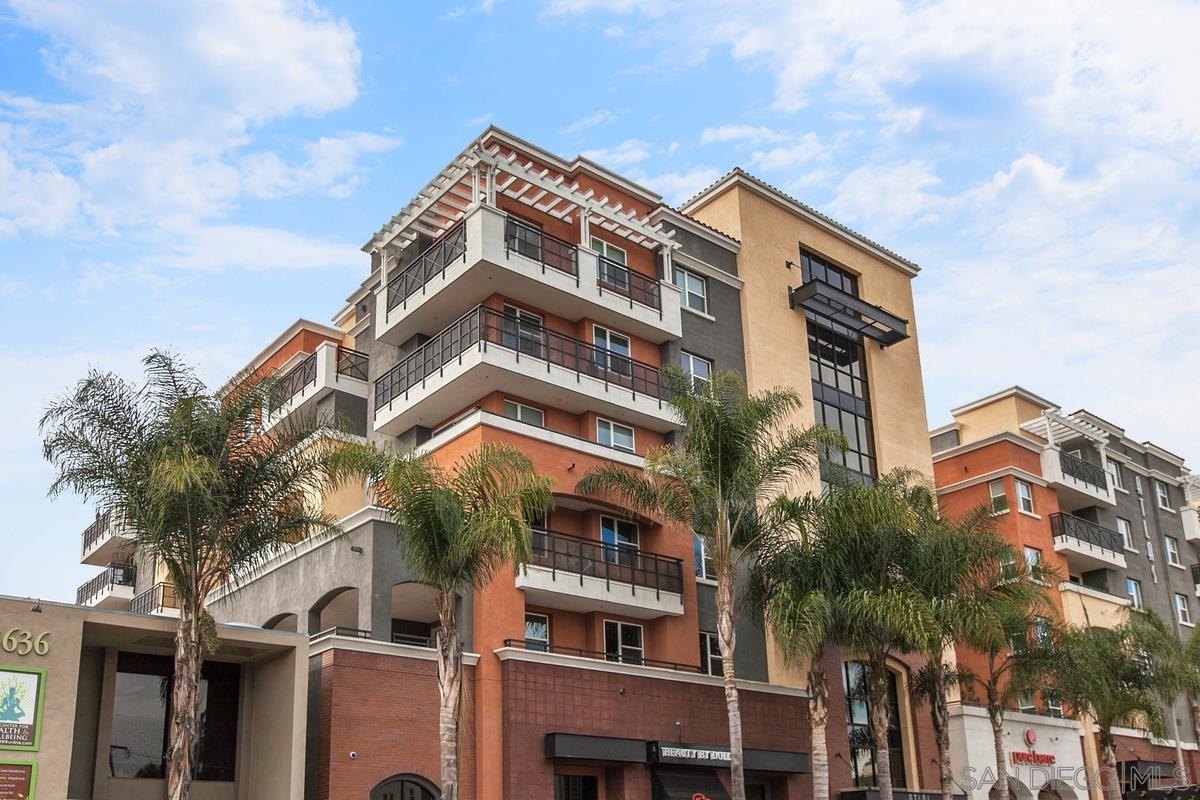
left=2, top=0, right=1198, bottom=601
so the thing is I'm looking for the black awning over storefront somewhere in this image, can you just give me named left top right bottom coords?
left=653, top=769, right=733, bottom=800
left=545, top=732, right=809, bottom=774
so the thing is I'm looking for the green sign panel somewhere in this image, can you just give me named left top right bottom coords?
left=0, top=760, right=35, bottom=799
left=0, top=668, right=44, bottom=751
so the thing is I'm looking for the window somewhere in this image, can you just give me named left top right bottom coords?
left=524, top=613, right=550, bottom=652
left=1135, top=475, right=1144, bottom=496
left=592, top=325, right=632, bottom=376
left=999, top=549, right=1017, bottom=582
left=1106, top=460, right=1123, bottom=490
left=843, top=661, right=906, bottom=789
left=601, top=516, right=639, bottom=566
left=501, top=305, right=544, bottom=357
left=1116, top=517, right=1133, bottom=549
left=1044, top=691, right=1063, bottom=717
left=1156, top=480, right=1172, bottom=510
left=694, top=534, right=716, bottom=581
left=502, top=399, right=544, bottom=427
left=109, top=653, right=239, bottom=781
left=1176, top=594, right=1193, bottom=625
left=1165, top=536, right=1182, bottom=567
left=596, top=418, right=635, bottom=452
left=672, top=266, right=708, bottom=314
left=506, top=216, right=544, bottom=262
left=371, top=776, right=438, bottom=800
left=1017, top=691, right=1036, bottom=712
left=810, top=323, right=875, bottom=483
left=555, top=775, right=599, bottom=800
left=593, top=238, right=629, bottom=292
left=700, top=631, right=721, bottom=676
left=1033, top=616, right=1052, bottom=646
left=1024, top=547, right=1044, bottom=583
left=1127, top=578, right=1144, bottom=609
left=989, top=479, right=1009, bottom=514
left=603, top=620, right=644, bottom=665
left=1015, top=480, right=1034, bottom=514
left=681, top=351, right=713, bottom=389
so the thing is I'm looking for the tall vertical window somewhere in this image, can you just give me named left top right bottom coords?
left=699, top=631, right=721, bottom=676
left=1176, top=594, right=1193, bottom=625
left=672, top=266, right=709, bottom=314
left=809, top=327, right=875, bottom=482
left=1024, top=547, right=1044, bottom=583
left=603, top=620, right=644, bottom=664
left=1165, top=536, right=1182, bottom=567
left=843, top=661, right=906, bottom=789
left=593, top=326, right=632, bottom=376
left=681, top=351, right=713, bottom=388
left=1116, top=518, right=1133, bottom=549
left=600, top=516, right=639, bottom=565
left=1015, top=480, right=1035, bottom=514
left=1127, top=578, right=1144, bottom=609
left=1156, top=481, right=1172, bottom=510
left=109, top=653, right=239, bottom=781
left=694, top=534, right=715, bottom=581
left=501, top=305, right=544, bottom=357
left=593, top=238, right=629, bottom=292
left=1105, top=459, right=1123, bottom=490
left=988, top=480, right=1009, bottom=513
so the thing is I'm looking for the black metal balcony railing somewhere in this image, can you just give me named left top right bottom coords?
left=528, top=528, right=683, bottom=596
left=76, top=563, right=136, bottom=605
left=82, top=510, right=113, bottom=553
left=501, top=638, right=702, bottom=673
left=386, top=221, right=469, bottom=312
left=596, top=254, right=662, bottom=312
left=374, top=305, right=664, bottom=413
left=306, top=626, right=436, bottom=648
left=276, top=351, right=317, bottom=408
left=1059, top=450, right=1108, bottom=491
left=505, top=216, right=579, bottom=277
left=130, top=582, right=180, bottom=616
left=335, top=346, right=368, bottom=382
left=392, top=632, right=434, bottom=648
left=1050, top=512, right=1124, bottom=555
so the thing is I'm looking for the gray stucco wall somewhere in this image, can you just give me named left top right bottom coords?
left=67, top=645, right=104, bottom=799
left=695, top=566, right=770, bottom=682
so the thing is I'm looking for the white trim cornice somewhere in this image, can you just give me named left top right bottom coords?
left=672, top=249, right=743, bottom=289
left=931, top=431, right=1045, bottom=464
left=935, top=466, right=1048, bottom=496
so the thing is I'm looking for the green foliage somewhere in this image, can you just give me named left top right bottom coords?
left=41, top=349, right=350, bottom=607
left=332, top=440, right=553, bottom=596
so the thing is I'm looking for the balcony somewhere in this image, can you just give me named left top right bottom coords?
left=264, top=342, right=368, bottom=429
left=373, top=304, right=677, bottom=437
left=80, top=510, right=134, bottom=566
left=1051, top=512, right=1126, bottom=571
left=1058, top=580, right=1131, bottom=627
left=1183, top=506, right=1200, bottom=543
left=1040, top=448, right=1115, bottom=511
left=374, top=203, right=681, bottom=348
left=131, top=582, right=181, bottom=617
left=514, top=529, right=684, bottom=619
left=76, top=563, right=136, bottom=609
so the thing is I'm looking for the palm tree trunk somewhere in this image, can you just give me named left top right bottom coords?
left=436, top=591, right=462, bottom=800
left=808, top=653, right=830, bottom=800
left=1098, top=728, right=1121, bottom=800
left=716, top=553, right=745, bottom=800
left=1170, top=712, right=1187, bottom=785
left=867, top=652, right=895, bottom=800
left=929, top=662, right=954, bottom=800
left=987, top=683, right=1009, bottom=800
left=166, top=601, right=202, bottom=800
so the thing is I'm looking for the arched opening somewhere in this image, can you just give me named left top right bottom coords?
left=990, top=778, right=1035, bottom=800
left=263, top=612, right=298, bottom=632
left=390, top=582, right=440, bottom=647
left=309, top=586, right=361, bottom=635
left=842, top=660, right=908, bottom=789
left=1039, top=778, right=1078, bottom=800
left=370, top=774, right=439, bottom=800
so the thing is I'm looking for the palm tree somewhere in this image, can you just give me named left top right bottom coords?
left=1128, top=608, right=1200, bottom=784
left=576, top=368, right=836, bottom=800
left=336, top=441, right=552, bottom=800
left=1051, top=621, right=1165, bottom=800
left=752, top=470, right=937, bottom=800
left=41, top=351, right=347, bottom=800
left=906, top=493, right=1051, bottom=800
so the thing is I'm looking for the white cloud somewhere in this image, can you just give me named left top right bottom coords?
left=581, top=139, right=653, bottom=168
left=562, top=110, right=617, bottom=135
left=0, top=145, right=80, bottom=236
left=151, top=223, right=362, bottom=272
left=699, top=125, right=787, bottom=145
left=828, top=160, right=943, bottom=232
left=640, top=167, right=723, bottom=205
left=241, top=132, right=402, bottom=200
left=748, top=132, right=825, bottom=172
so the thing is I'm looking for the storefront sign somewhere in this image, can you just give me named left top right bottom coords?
left=648, top=742, right=733, bottom=768
left=0, top=668, right=44, bottom=751
left=1011, top=750, right=1057, bottom=766
left=0, top=761, right=36, bottom=800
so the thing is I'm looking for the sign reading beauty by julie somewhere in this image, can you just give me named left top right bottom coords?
left=0, top=668, right=44, bottom=751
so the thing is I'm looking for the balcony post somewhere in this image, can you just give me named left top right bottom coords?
left=580, top=213, right=590, bottom=248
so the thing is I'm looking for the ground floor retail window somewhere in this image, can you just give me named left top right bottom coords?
left=109, top=652, right=240, bottom=781
left=555, top=774, right=598, bottom=800
left=843, top=661, right=906, bottom=789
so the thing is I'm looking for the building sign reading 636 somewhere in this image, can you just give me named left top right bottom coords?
left=0, top=631, right=49, bottom=657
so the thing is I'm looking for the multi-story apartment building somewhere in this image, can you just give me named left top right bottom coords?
left=931, top=387, right=1198, bottom=800
left=71, top=127, right=942, bottom=800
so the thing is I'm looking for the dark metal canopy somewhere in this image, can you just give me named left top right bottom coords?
left=788, top=280, right=909, bottom=347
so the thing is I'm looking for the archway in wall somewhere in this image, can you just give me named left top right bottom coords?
left=370, top=774, right=439, bottom=800
left=390, top=582, right=440, bottom=646
left=309, top=586, right=361, bottom=634
left=990, top=778, right=1036, bottom=800
left=1039, top=778, right=1078, bottom=800
left=263, top=612, right=298, bottom=632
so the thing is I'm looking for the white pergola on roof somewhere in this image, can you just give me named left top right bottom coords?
left=1020, top=409, right=1110, bottom=446
left=363, top=129, right=675, bottom=254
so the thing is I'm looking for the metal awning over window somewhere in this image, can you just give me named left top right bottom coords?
left=788, top=280, right=909, bottom=347
left=653, top=769, right=732, bottom=800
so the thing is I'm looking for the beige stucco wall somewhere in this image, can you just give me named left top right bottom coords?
left=1059, top=585, right=1129, bottom=630
left=690, top=181, right=933, bottom=687
left=955, top=394, right=1050, bottom=445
